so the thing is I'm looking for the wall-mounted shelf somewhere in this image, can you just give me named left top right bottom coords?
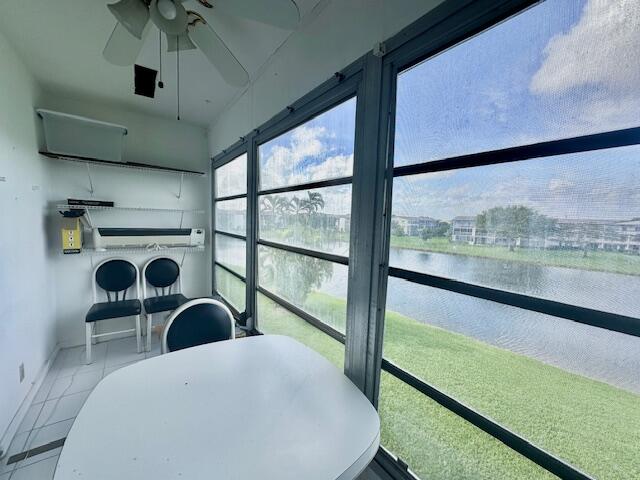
left=41, top=151, right=206, bottom=176
left=56, top=204, right=205, bottom=214
left=63, top=246, right=206, bottom=256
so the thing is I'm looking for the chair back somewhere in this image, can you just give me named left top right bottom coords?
left=143, top=256, right=182, bottom=299
left=162, top=299, right=235, bottom=354
left=93, top=258, right=139, bottom=303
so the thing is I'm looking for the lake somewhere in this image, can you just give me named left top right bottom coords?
left=319, top=246, right=640, bottom=393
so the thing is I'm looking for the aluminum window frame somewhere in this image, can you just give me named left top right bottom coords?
left=208, top=0, right=640, bottom=479
left=374, top=1, right=639, bottom=479
left=251, top=77, right=363, bottom=372
left=212, top=146, right=249, bottom=325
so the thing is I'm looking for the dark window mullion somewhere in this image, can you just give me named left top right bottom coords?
left=393, top=126, right=640, bottom=177
left=258, top=175, right=353, bottom=196
left=214, top=230, right=247, bottom=241
left=214, top=261, right=246, bottom=282
left=388, top=266, right=640, bottom=338
left=215, top=193, right=247, bottom=202
left=258, top=286, right=346, bottom=344
left=257, top=239, right=349, bottom=265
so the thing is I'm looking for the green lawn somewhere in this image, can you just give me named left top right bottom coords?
left=390, top=236, right=640, bottom=276
left=258, top=292, right=640, bottom=480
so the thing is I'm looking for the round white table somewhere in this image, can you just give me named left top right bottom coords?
left=54, top=335, right=380, bottom=479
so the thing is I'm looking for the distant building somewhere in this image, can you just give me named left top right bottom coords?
left=616, top=219, right=640, bottom=252
left=448, top=215, right=640, bottom=253
left=451, top=216, right=476, bottom=243
left=393, top=215, right=439, bottom=236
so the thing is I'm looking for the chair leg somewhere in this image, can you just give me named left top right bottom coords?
left=135, top=315, right=142, bottom=354
left=91, top=322, right=97, bottom=345
left=146, top=314, right=152, bottom=352
left=86, top=323, right=92, bottom=365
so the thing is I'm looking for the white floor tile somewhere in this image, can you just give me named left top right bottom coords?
left=34, top=391, right=90, bottom=429
left=25, top=419, right=74, bottom=451
left=32, top=374, right=56, bottom=405
left=52, top=343, right=108, bottom=378
left=47, top=370, right=103, bottom=400
left=105, top=337, right=145, bottom=367
left=0, top=431, right=28, bottom=474
left=0, top=460, right=14, bottom=477
left=10, top=455, right=58, bottom=480
left=15, top=404, right=43, bottom=434
left=103, top=360, right=138, bottom=377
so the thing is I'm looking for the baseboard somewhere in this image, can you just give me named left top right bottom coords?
left=0, top=344, right=60, bottom=459
left=57, top=329, right=139, bottom=350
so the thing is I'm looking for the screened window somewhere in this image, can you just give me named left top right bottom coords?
left=381, top=1, right=640, bottom=479
left=256, top=98, right=357, bottom=365
left=213, top=152, right=247, bottom=316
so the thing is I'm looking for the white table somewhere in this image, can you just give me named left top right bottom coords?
left=54, top=335, right=380, bottom=479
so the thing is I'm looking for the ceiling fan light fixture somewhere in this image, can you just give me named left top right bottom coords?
left=149, top=0, right=188, bottom=35
left=107, top=0, right=149, bottom=39
left=157, top=0, right=177, bottom=20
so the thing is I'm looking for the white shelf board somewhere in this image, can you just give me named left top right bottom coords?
left=41, top=151, right=206, bottom=177
left=56, top=204, right=205, bottom=214
left=62, top=246, right=206, bottom=256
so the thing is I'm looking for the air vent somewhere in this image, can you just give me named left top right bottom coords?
left=134, top=64, right=158, bottom=98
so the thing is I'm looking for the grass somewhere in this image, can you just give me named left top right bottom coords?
left=214, top=266, right=246, bottom=311
left=389, top=236, right=640, bottom=276
left=258, top=292, right=640, bottom=480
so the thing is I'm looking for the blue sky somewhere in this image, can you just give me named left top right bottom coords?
left=257, top=0, right=640, bottom=221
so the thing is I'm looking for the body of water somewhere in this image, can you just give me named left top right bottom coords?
left=323, top=246, right=640, bottom=393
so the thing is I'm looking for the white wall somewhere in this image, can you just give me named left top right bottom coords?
left=0, top=29, right=211, bottom=445
left=0, top=30, right=56, bottom=446
left=208, top=0, right=444, bottom=154
left=36, top=94, right=210, bottom=347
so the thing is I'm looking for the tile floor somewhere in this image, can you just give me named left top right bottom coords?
left=0, top=335, right=160, bottom=480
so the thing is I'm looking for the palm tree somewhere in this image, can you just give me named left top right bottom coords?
left=260, top=195, right=278, bottom=214
left=299, top=191, right=325, bottom=215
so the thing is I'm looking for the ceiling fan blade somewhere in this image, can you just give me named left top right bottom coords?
left=213, top=0, right=300, bottom=30
left=103, top=22, right=147, bottom=66
left=107, top=0, right=149, bottom=39
left=188, top=22, right=249, bottom=87
left=166, top=33, right=197, bottom=52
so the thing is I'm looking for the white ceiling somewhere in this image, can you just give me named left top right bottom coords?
left=0, top=0, right=321, bottom=126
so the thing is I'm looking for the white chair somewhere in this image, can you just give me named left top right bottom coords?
left=142, top=256, right=189, bottom=352
left=85, top=258, right=142, bottom=364
left=161, top=298, right=235, bottom=354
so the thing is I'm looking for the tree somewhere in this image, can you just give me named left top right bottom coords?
left=300, top=191, right=325, bottom=215
left=391, top=219, right=405, bottom=237
left=420, top=221, right=450, bottom=240
left=259, top=247, right=333, bottom=305
left=476, top=205, right=556, bottom=251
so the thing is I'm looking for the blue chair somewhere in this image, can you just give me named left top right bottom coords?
left=161, top=298, right=235, bottom=354
left=85, top=258, right=142, bottom=364
left=142, top=256, right=190, bottom=352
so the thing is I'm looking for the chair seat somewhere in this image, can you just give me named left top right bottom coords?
left=143, top=294, right=189, bottom=314
left=86, top=300, right=142, bottom=322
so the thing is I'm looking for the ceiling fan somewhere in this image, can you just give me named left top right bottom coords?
left=103, top=0, right=301, bottom=87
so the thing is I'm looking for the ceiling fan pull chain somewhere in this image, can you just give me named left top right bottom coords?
left=158, top=29, right=164, bottom=88
left=176, top=35, right=180, bottom=121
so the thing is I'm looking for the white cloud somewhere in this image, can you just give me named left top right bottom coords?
left=530, top=0, right=640, bottom=130
left=548, top=178, right=575, bottom=192
left=262, top=124, right=354, bottom=189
